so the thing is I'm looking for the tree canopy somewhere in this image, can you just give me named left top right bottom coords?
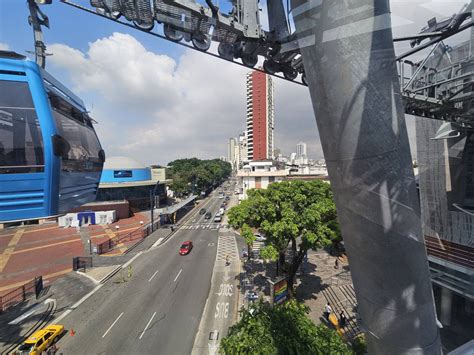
left=220, top=300, right=352, bottom=355
left=167, top=158, right=231, bottom=196
left=228, top=179, right=340, bottom=296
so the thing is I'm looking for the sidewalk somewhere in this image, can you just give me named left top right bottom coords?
left=236, top=244, right=359, bottom=334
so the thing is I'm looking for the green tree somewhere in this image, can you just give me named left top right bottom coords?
left=240, top=223, right=256, bottom=261
left=228, top=180, right=340, bottom=297
left=167, top=158, right=231, bottom=196
left=220, top=300, right=352, bottom=355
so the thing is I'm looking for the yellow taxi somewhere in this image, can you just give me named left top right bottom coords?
left=17, top=324, right=64, bottom=355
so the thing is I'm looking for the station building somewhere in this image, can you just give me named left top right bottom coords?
left=97, top=156, right=169, bottom=211
left=74, top=156, right=170, bottom=218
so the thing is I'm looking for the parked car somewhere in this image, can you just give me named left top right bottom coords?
left=246, top=291, right=258, bottom=302
left=179, top=241, right=193, bottom=255
left=18, top=324, right=64, bottom=355
left=205, top=212, right=212, bottom=219
left=199, top=208, right=206, bottom=215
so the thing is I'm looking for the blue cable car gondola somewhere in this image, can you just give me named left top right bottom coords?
left=0, top=51, right=105, bottom=223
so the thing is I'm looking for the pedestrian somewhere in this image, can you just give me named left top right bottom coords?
left=334, top=258, right=339, bottom=269
left=324, top=302, right=332, bottom=320
left=339, top=311, right=347, bottom=328
left=225, top=255, right=230, bottom=266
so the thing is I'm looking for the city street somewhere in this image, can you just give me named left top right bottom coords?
left=57, top=195, right=227, bottom=354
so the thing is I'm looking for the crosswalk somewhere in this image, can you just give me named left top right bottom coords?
left=180, top=223, right=221, bottom=230
left=252, top=241, right=265, bottom=256
left=217, top=234, right=239, bottom=261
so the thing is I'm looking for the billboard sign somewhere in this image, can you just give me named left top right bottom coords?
left=270, top=277, right=289, bottom=305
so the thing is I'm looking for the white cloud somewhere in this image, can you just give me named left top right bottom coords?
left=0, top=42, right=9, bottom=51
left=48, top=33, right=251, bottom=164
left=48, top=32, right=321, bottom=164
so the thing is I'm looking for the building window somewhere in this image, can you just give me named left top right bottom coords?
left=114, top=170, right=133, bottom=178
left=0, top=80, right=44, bottom=173
left=51, top=95, right=102, bottom=173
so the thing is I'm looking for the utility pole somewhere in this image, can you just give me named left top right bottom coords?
left=291, top=0, right=441, bottom=353
left=150, top=180, right=160, bottom=233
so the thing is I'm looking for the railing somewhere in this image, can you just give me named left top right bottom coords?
left=73, top=256, right=93, bottom=271
left=0, top=276, right=43, bottom=313
left=425, top=235, right=474, bottom=269
left=96, top=221, right=160, bottom=254
left=96, top=227, right=144, bottom=254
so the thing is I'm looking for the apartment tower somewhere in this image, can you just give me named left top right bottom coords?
left=246, top=70, right=274, bottom=161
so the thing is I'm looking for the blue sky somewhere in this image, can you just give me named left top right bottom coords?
left=0, top=0, right=469, bottom=165
left=0, top=1, right=184, bottom=55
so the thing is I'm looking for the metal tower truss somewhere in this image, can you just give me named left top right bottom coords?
left=60, top=0, right=305, bottom=84
left=395, top=1, right=473, bottom=130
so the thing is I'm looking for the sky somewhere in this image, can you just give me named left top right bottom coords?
left=0, top=0, right=470, bottom=165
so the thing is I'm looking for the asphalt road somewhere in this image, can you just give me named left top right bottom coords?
left=57, top=195, right=225, bottom=355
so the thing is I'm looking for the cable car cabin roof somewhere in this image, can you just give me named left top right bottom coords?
left=0, top=50, right=96, bottom=125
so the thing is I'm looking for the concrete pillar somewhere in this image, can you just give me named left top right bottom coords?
left=440, top=287, right=452, bottom=326
left=465, top=299, right=473, bottom=315
left=291, top=0, right=441, bottom=353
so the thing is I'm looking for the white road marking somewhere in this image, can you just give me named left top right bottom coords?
left=151, top=238, right=164, bottom=248
left=174, top=269, right=182, bottom=282
left=52, top=309, right=71, bottom=324
left=139, top=311, right=156, bottom=339
left=122, top=251, right=142, bottom=269
left=9, top=304, right=41, bottom=325
left=75, top=270, right=100, bottom=284
left=102, top=312, right=124, bottom=338
left=148, top=269, right=159, bottom=282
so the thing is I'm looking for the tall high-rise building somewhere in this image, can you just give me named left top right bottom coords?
left=296, top=142, right=307, bottom=158
left=246, top=70, right=274, bottom=161
left=228, top=137, right=237, bottom=169
left=238, top=132, right=247, bottom=168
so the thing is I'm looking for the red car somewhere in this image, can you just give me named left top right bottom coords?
left=179, top=241, right=193, bottom=255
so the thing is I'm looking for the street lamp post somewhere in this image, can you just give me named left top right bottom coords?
left=150, top=180, right=161, bottom=233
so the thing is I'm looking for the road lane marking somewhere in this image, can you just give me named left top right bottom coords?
left=122, top=251, right=142, bottom=269
left=102, top=312, right=124, bottom=338
left=151, top=238, right=164, bottom=248
left=148, top=269, right=159, bottom=282
left=174, top=268, right=182, bottom=282
left=139, top=311, right=156, bottom=339
left=214, top=302, right=229, bottom=319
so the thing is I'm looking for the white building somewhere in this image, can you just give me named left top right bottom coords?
left=238, top=161, right=288, bottom=199
left=296, top=142, right=307, bottom=158
left=238, top=132, right=248, bottom=168
left=289, top=152, right=296, bottom=163
left=228, top=137, right=237, bottom=169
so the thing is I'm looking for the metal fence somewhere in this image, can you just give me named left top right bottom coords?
left=0, top=276, right=43, bottom=313
left=73, top=256, right=93, bottom=271
left=96, top=221, right=161, bottom=255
